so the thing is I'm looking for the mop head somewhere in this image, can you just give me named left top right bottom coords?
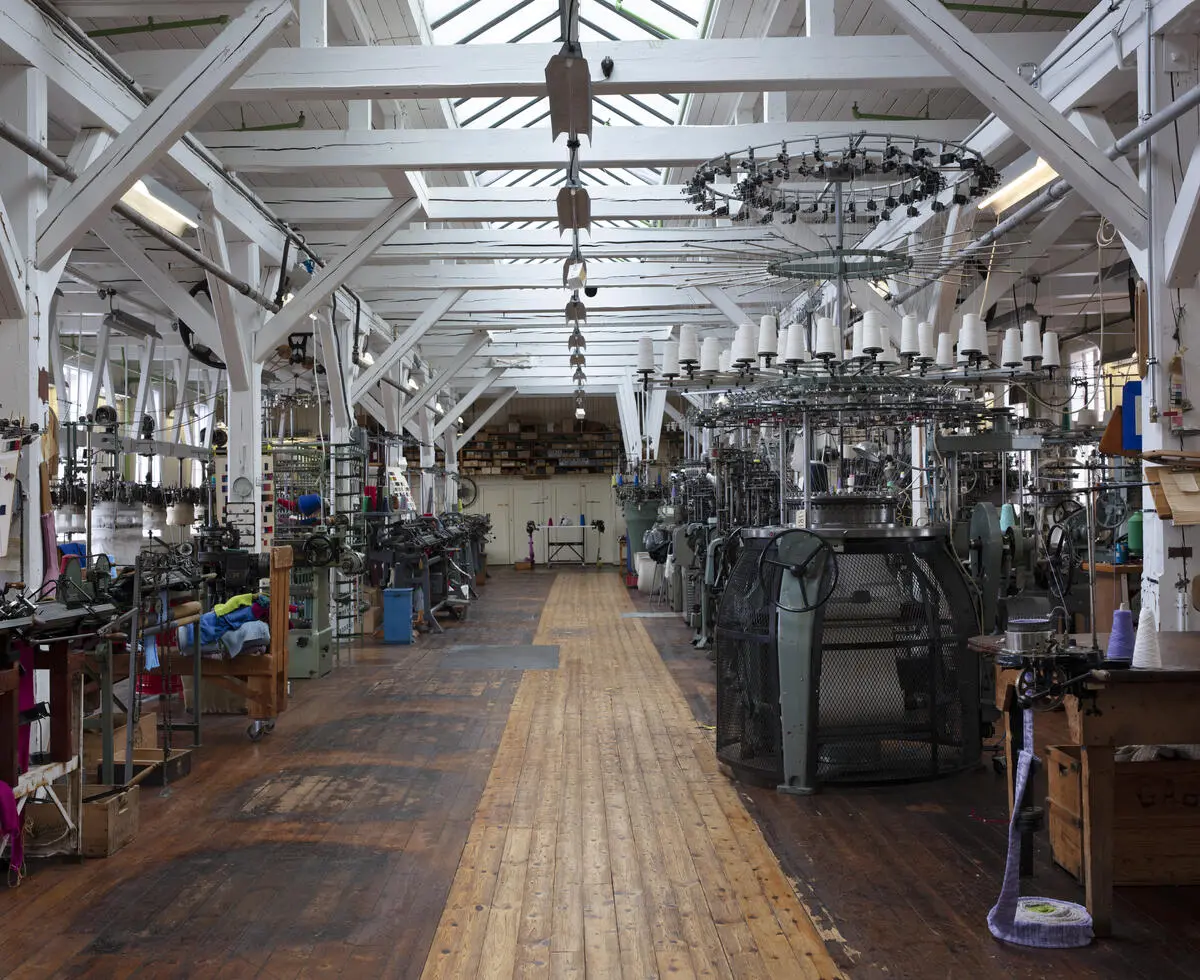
left=987, top=708, right=1093, bottom=949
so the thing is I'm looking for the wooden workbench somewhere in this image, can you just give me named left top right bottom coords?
left=972, top=631, right=1200, bottom=937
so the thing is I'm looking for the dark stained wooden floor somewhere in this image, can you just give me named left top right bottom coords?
left=0, top=571, right=555, bottom=979
left=640, top=594, right=1200, bottom=980
left=6, top=568, right=1199, bottom=979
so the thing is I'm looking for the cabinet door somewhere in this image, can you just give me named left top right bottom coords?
left=512, top=481, right=553, bottom=563
left=473, top=480, right=513, bottom=565
left=583, top=475, right=622, bottom=564
left=552, top=481, right=584, bottom=528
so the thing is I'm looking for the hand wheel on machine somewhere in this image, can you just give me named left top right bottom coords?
left=757, top=528, right=839, bottom=614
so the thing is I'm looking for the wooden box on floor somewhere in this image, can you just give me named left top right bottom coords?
left=81, top=785, right=140, bottom=857
left=99, top=748, right=193, bottom=787
left=27, top=784, right=140, bottom=858
left=1047, top=744, right=1200, bottom=885
left=82, top=709, right=157, bottom=768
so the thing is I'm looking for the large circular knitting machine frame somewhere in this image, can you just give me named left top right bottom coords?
left=684, top=133, right=998, bottom=227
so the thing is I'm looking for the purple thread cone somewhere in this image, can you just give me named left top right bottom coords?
left=1107, top=608, right=1135, bottom=662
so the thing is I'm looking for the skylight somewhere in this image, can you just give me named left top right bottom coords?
left=422, top=0, right=711, bottom=205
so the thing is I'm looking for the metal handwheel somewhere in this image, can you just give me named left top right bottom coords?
left=757, top=528, right=839, bottom=614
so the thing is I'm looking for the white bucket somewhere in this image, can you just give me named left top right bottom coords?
left=636, top=554, right=657, bottom=594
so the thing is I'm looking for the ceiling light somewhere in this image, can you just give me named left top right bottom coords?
left=358, top=350, right=375, bottom=367
left=119, top=178, right=198, bottom=236
left=978, top=158, right=1058, bottom=213
left=433, top=400, right=445, bottom=414
left=868, top=280, right=891, bottom=300
left=406, top=376, right=420, bottom=391
left=575, top=406, right=586, bottom=420
left=457, top=415, right=464, bottom=425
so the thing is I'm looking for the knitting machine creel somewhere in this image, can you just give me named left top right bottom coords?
left=714, top=502, right=981, bottom=794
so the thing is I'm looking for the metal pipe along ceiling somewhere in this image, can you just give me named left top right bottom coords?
left=0, top=117, right=281, bottom=314
left=889, top=74, right=1200, bottom=307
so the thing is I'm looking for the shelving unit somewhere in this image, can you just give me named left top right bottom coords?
left=459, top=424, right=620, bottom=477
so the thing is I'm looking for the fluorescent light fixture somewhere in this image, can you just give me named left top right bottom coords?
left=979, top=158, right=1058, bottom=213
left=120, top=179, right=198, bottom=236
left=358, top=350, right=375, bottom=367
left=868, top=280, right=891, bottom=300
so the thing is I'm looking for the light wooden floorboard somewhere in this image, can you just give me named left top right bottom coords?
left=419, top=572, right=846, bottom=980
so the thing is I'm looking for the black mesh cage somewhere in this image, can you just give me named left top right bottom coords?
left=715, top=530, right=980, bottom=787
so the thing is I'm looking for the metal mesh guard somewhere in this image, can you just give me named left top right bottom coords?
left=715, top=533, right=978, bottom=787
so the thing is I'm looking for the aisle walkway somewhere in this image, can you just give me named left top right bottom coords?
left=420, top=573, right=843, bottom=979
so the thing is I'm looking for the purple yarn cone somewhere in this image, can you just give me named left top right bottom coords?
left=1107, top=608, right=1135, bottom=662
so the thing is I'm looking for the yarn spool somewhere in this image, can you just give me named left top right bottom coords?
left=1106, top=604, right=1135, bottom=663
left=1132, top=605, right=1161, bottom=668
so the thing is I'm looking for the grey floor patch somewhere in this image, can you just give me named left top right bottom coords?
left=438, top=644, right=559, bottom=670
left=621, top=612, right=681, bottom=619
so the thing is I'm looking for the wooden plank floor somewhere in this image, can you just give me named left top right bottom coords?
left=420, top=572, right=845, bottom=980
left=0, top=572, right=555, bottom=979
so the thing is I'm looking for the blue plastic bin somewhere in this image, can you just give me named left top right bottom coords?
left=382, top=588, right=414, bottom=644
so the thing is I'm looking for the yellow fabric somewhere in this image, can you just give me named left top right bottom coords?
left=213, top=593, right=257, bottom=617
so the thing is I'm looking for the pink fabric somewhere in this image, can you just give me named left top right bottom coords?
left=0, top=782, right=21, bottom=874
left=17, top=640, right=34, bottom=773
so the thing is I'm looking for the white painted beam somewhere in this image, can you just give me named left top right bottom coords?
left=117, top=33, right=1063, bottom=100
left=432, top=367, right=504, bottom=441
left=56, top=1, right=247, bottom=13
left=200, top=120, right=977, bottom=173
left=132, top=337, right=158, bottom=424
left=645, top=388, right=667, bottom=460
left=349, top=261, right=772, bottom=291
left=92, top=216, right=222, bottom=349
left=301, top=224, right=814, bottom=262
left=806, top=0, right=835, bottom=36
left=1165, top=138, right=1200, bottom=288
left=86, top=315, right=111, bottom=417
left=253, top=196, right=420, bottom=360
left=0, top=0, right=283, bottom=261
left=456, top=389, right=516, bottom=451
left=364, top=286, right=739, bottom=315
left=0, top=191, right=25, bottom=318
left=349, top=288, right=464, bottom=402
left=615, top=378, right=641, bottom=462
left=195, top=210, right=251, bottom=392
left=314, top=309, right=351, bottom=431
left=696, top=285, right=753, bottom=327
left=397, top=333, right=488, bottom=429
left=878, top=0, right=1147, bottom=249
left=299, top=0, right=327, bottom=47
left=35, top=0, right=293, bottom=270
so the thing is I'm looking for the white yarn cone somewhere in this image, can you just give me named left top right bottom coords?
left=1132, top=605, right=1161, bottom=668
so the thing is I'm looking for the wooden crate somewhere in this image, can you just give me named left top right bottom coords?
left=83, top=709, right=157, bottom=768
left=98, top=748, right=193, bottom=788
left=1047, top=745, right=1200, bottom=885
left=81, top=785, right=140, bottom=858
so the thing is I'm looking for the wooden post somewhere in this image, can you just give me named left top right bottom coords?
left=1081, top=744, right=1116, bottom=936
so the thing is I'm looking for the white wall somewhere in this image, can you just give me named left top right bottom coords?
left=466, top=474, right=626, bottom=566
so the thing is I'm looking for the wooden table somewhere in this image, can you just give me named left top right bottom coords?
left=972, top=630, right=1200, bottom=936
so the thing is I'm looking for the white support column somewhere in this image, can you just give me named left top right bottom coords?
left=1164, top=137, right=1200, bottom=286
left=35, top=0, right=293, bottom=269
left=196, top=209, right=251, bottom=391
left=806, top=0, right=836, bottom=36
left=615, top=377, right=642, bottom=462
left=225, top=240, right=265, bottom=548
left=432, top=367, right=504, bottom=441
left=442, top=428, right=458, bottom=514
left=879, top=0, right=1148, bottom=249
left=644, top=387, right=667, bottom=460
left=254, top=196, right=421, bottom=359
left=455, top=388, right=516, bottom=450
left=1138, top=39, right=1200, bottom=630
left=87, top=316, right=112, bottom=417
left=396, top=333, right=488, bottom=430
left=763, top=90, right=787, bottom=124
left=418, top=409, right=435, bottom=513
left=132, top=337, right=158, bottom=425
left=349, top=288, right=463, bottom=400
left=171, top=353, right=192, bottom=446
left=299, top=0, right=328, bottom=47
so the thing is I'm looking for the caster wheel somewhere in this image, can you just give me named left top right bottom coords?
left=247, top=722, right=266, bottom=742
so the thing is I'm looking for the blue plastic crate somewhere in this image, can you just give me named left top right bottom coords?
left=382, top=588, right=414, bottom=644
